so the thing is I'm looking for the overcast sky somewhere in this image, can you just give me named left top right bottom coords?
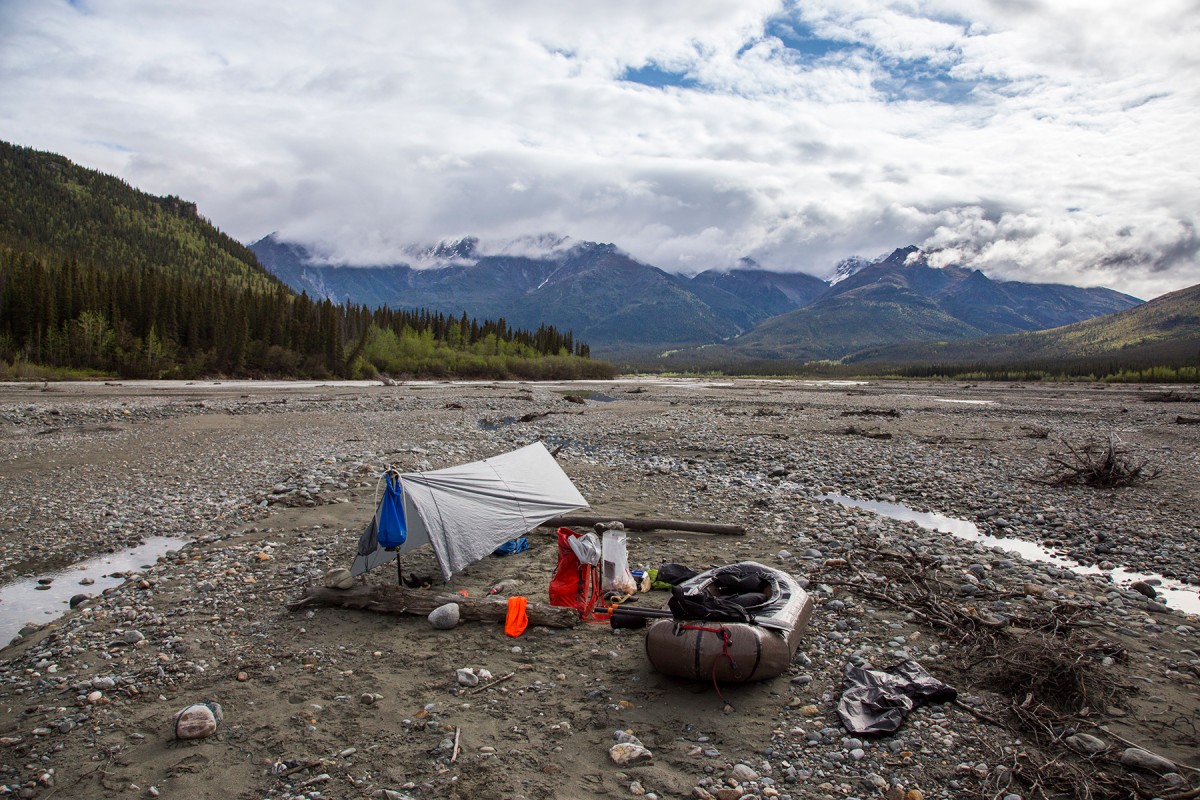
left=2, top=1, right=1198, bottom=299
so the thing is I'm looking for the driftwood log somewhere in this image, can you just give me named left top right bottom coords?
left=287, top=584, right=581, bottom=628
left=540, top=514, right=744, bottom=536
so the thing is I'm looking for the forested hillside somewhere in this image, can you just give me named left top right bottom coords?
left=0, top=142, right=610, bottom=380
left=0, top=141, right=276, bottom=292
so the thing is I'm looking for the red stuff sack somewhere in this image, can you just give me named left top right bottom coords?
left=548, top=527, right=601, bottom=618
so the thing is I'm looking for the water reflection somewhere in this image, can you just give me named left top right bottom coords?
left=818, top=493, right=1199, bottom=616
left=1, top=537, right=187, bottom=647
left=898, top=394, right=995, bottom=406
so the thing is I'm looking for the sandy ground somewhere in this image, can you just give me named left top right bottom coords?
left=1, top=378, right=1199, bottom=800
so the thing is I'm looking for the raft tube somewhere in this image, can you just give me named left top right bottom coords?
left=644, top=561, right=813, bottom=683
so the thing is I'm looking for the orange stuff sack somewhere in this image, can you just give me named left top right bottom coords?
left=505, top=596, right=529, bottom=637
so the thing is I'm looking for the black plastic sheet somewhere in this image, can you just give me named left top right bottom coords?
left=837, top=660, right=958, bottom=735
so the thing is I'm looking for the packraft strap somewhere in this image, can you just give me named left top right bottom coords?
left=679, top=623, right=738, bottom=707
left=580, top=563, right=606, bottom=623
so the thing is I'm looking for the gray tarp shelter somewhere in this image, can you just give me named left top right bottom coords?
left=353, top=441, right=589, bottom=581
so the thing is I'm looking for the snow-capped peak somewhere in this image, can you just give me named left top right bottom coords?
left=829, top=255, right=873, bottom=285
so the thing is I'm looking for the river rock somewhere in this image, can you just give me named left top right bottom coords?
left=610, top=742, right=653, bottom=765
left=172, top=702, right=223, bottom=740
left=1119, top=747, right=1174, bottom=773
left=1066, top=733, right=1108, bottom=754
left=427, top=603, right=460, bottom=629
left=730, top=763, right=759, bottom=782
left=323, top=567, right=355, bottom=589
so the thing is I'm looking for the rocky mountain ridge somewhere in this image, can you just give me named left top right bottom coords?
left=251, top=234, right=1143, bottom=362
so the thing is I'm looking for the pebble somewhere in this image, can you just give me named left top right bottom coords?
left=730, top=763, right=758, bottom=782
left=611, top=731, right=653, bottom=765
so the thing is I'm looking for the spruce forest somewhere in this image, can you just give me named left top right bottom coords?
left=0, top=141, right=612, bottom=380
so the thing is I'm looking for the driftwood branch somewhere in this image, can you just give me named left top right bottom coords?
left=287, top=584, right=580, bottom=628
left=540, top=514, right=744, bottom=536
left=470, top=671, right=516, bottom=693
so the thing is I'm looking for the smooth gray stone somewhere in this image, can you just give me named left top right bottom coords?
left=427, top=603, right=460, bottom=630
left=1066, top=733, right=1108, bottom=754
left=1119, top=747, right=1174, bottom=773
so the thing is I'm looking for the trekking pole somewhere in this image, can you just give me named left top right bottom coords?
left=608, top=607, right=675, bottom=629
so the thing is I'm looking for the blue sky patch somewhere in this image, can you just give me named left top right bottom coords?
left=873, top=61, right=981, bottom=104
left=764, top=18, right=857, bottom=61
left=619, top=64, right=698, bottom=90
left=765, top=13, right=1000, bottom=105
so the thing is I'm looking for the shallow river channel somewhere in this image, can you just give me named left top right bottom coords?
left=819, top=493, right=1200, bottom=616
left=0, top=537, right=186, bottom=646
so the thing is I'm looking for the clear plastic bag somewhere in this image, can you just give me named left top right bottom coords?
left=601, top=529, right=637, bottom=595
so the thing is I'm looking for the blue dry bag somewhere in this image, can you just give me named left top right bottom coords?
left=377, top=474, right=407, bottom=549
left=493, top=537, right=530, bottom=557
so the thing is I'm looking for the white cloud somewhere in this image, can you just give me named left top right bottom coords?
left=1, top=0, right=1197, bottom=299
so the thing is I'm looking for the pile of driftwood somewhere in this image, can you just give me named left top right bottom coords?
left=819, top=541, right=1195, bottom=800
left=1037, top=435, right=1161, bottom=489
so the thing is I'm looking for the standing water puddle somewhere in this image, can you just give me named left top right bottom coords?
left=898, top=395, right=996, bottom=406
left=818, top=494, right=1200, bottom=616
left=1, top=537, right=187, bottom=647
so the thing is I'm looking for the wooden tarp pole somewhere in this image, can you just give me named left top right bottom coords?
left=539, top=514, right=744, bottom=536
left=287, top=584, right=581, bottom=628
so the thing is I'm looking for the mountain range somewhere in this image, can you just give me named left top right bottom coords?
left=845, top=280, right=1200, bottom=370
left=251, top=234, right=1143, bottom=363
